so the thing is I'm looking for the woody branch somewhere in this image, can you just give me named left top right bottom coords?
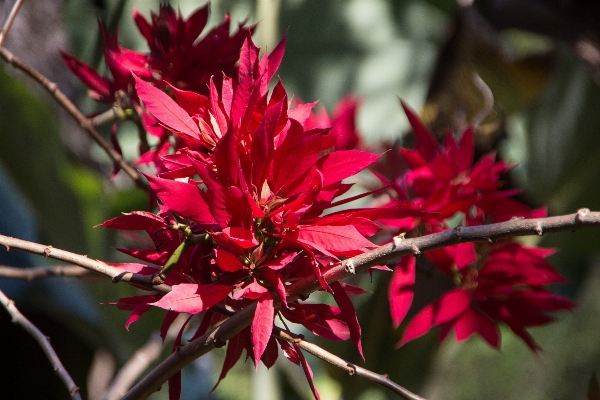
left=0, top=290, right=82, bottom=400
left=0, top=45, right=148, bottom=190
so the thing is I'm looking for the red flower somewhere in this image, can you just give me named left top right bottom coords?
left=398, top=243, right=575, bottom=351
left=61, top=4, right=251, bottom=102
left=100, top=34, right=418, bottom=399
left=380, top=103, right=573, bottom=351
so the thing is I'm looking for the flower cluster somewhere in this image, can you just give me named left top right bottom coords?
left=63, top=4, right=576, bottom=399
left=62, top=4, right=250, bottom=101
left=369, top=103, right=575, bottom=350
left=96, top=24, right=417, bottom=399
left=61, top=4, right=252, bottom=169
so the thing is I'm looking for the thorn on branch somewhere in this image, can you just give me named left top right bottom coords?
left=487, top=237, right=495, bottom=244
left=453, top=226, right=462, bottom=240
left=44, top=246, right=52, bottom=256
left=346, top=363, right=357, bottom=376
left=151, top=273, right=166, bottom=286
left=576, top=208, right=590, bottom=222
left=392, top=233, right=405, bottom=249
left=411, top=245, right=421, bottom=256
left=344, top=260, right=356, bottom=274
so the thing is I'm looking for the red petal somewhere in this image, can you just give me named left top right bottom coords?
left=60, top=50, right=113, bottom=101
left=97, top=211, right=166, bottom=231
left=389, top=256, right=416, bottom=328
left=331, top=281, right=364, bottom=360
left=212, top=329, right=246, bottom=391
left=400, top=100, right=439, bottom=161
left=146, top=173, right=215, bottom=225
left=318, top=150, right=380, bottom=186
left=295, top=225, right=376, bottom=256
left=297, top=346, right=321, bottom=400
left=151, top=284, right=233, bottom=314
left=252, top=293, right=275, bottom=367
left=134, top=74, right=202, bottom=142
left=215, top=248, right=245, bottom=272
left=399, top=289, right=471, bottom=346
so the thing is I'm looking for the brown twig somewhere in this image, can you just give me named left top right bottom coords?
left=0, top=234, right=170, bottom=293
left=0, top=46, right=148, bottom=190
left=122, top=209, right=600, bottom=399
left=0, top=265, right=93, bottom=281
left=0, top=0, right=23, bottom=47
left=0, top=289, right=83, bottom=400
left=286, top=208, right=599, bottom=300
left=273, top=327, right=427, bottom=400
left=102, top=315, right=186, bottom=400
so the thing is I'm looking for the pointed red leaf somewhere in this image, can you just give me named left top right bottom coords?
left=145, top=173, right=215, bottom=225
left=267, top=34, right=286, bottom=82
left=212, top=330, right=246, bottom=391
left=389, top=256, right=416, bottom=328
left=134, top=74, right=202, bottom=142
left=296, top=225, right=376, bottom=256
left=252, top=293, right=274, bottom=367
left=151, top=283, right=233, bottom=314
left=399, top=289, right=471, bottom=346
left=170, top=84, right=211, bottom=115
left=97, top=211, right=166, bottom=231
left=60, top=50, right=113, bottom=101
left=400, top=100, right=439, bottom=161
left=215, top=248, right=245, bottom=272
left=260, top=336, right=279, bottom=369
left=331, top=281, right=364, bottom=360
left=297, top=346, right=321, bottom=400
left=318, top=150, right=381, bottom=186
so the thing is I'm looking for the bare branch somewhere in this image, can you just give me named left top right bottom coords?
left=102, top=334, right=164, bottom=400
left=286, top=209, right=600, bottom=301
left=122, top=302, right=257, bottom=400
left=0, top=289, right=82, bottom=400
left=0, top=234, right=170, bottom=293
left=272, top=327, right=427, bottom=400
left=0, top=46, right=149, bottom=190
left=102, top=316, right=186, bottom=400
left=121, top=209, right=600, bottom=399
left=0, top=0, right=24, bottom=46
left=0, top=265, right=93, bottom=281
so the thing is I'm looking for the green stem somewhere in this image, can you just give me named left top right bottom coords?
left=158, top=239, right=191, bottom=277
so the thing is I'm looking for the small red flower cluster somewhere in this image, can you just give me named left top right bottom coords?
left=371, top=103, right=575, bottom=351
left=61, top=4, right=250, bottom=101
left=62, top=4, right=575, bottom=399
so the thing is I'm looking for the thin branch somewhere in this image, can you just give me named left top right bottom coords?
left=0, top=265, right=93, bottom=281
left=122, top=209, right=600, bottom=400
left=101, top=334, right=161, bottom=400
left=0, top=289, right=82, bottom=400
left=272, top=327, right=426, bottom=400
left=0, top=0, right=24, bottom=47
left=0, top=46, right=148, bottom=190
left=0, top=234, right=170, bottom=293
left=286, top=209, right=600, bottom=301
left=122, top=302, right=257, bottom=400
left=91, top=107, right=123, bottom=128
left=102, top=315, right=186, bottom=400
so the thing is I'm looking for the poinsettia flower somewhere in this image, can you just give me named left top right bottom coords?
left=371, top=102, right=573, bottom=351
left=100, top=32, right=421, bottom=399
left=302, top=95, right=363, bottom=151
left=62, top=4, right=251, bottom=103
left=397, top=243, right=575, bottom=350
